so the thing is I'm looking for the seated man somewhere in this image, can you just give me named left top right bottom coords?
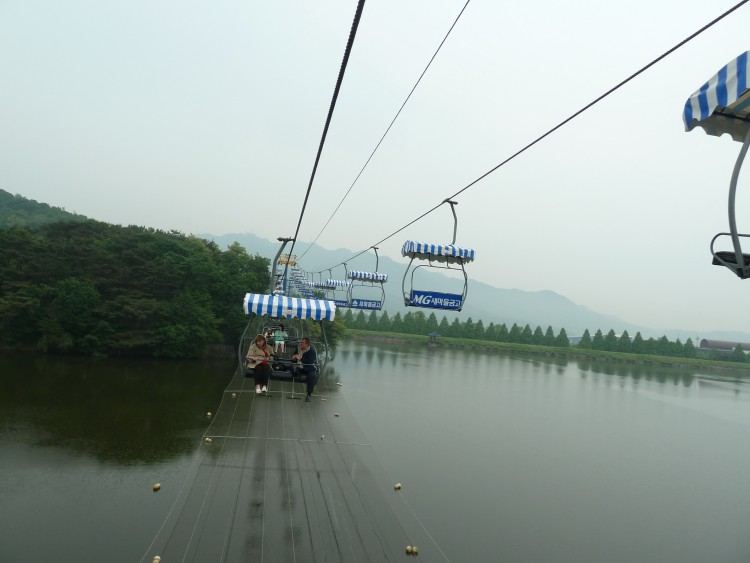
left=291, top=337, right=318, bottom=402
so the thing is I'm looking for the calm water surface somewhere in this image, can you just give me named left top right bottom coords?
left=2, top=342, right=750, bottom=562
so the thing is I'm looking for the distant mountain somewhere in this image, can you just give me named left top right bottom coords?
left=206, top=232, right=729, bottom=340
left=0, top=189, right=88, bottom=228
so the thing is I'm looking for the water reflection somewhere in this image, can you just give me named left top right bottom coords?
left=0, top=353, right=233, bottom=463
left=577, top=358, right=703, bottom=388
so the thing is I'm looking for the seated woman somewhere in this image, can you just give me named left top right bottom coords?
left=274, top=324, right=288, bottom=354
left=246, top=334, right=272, bottom=394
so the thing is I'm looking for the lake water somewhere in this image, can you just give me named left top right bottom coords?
left=2, top=341, right=750, bottom=562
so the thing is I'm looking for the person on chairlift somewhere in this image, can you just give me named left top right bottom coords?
left=291, top=337, right=317, bottom=402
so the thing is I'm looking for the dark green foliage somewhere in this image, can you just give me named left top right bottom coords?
left=604, top=329, right=618, bottom=351
left=474, top=319, right=485, bottom=340
left=426, top=312, right=439, bottom=333
left=366, top=311, right=379, bottom=331
left=618, top=330, right=631, bottom=353
left=631, top=332, right=644, bottom=353
left=731, top=344, right=747, bottom=362
left=683, top=338, right=696, bottom=358
left=544, top=326, right=555, bottom=345
left=497, top=323, right=509, bottom=342
left=532, top=326, right=545, bottom=345
left=390, top=312, right=403, bottom=333
left=449, top=317, right=462, bottom=338
left=0, top=221, right=269, bottom=357
left=508, top=323, right=522, bottom=343
left=520, top=324, right=533, bottom=344
left=555, top=327, right=569, bottom=347
left=0, top=189, right=88, bottom=228
left=579, top=329, right=592, bottom=349
left=378, top=311, right=391, bottom=332
left=591, top=329, right=605, bottom=350
left=353, top=311, right=366, bottom=329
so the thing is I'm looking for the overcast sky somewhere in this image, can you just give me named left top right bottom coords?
left=1, top=0, right=749, bottom=333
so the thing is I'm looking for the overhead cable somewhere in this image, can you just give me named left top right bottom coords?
left=297, top=0, right=472, bottom=261
left=314, top=0, right=750, bottom=273
left=285, top=0, right=367, bottom=266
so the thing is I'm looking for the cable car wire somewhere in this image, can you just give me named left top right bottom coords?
left=297, top=0, right=472, bottom=261
left=286, top=0, right=367, bottom=264
left=312, top=0, right=750, bottom=274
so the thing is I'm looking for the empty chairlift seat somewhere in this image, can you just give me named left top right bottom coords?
left=346, top=270, right=387, bottom=310
left=401, top=240, right=475, bottom=311
left=684, top=51, right=750, bottom=278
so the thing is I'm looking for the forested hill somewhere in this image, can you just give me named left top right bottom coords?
left=0, top=221, right=271, bottom=357
left=0, top=189, right=89, bottom=228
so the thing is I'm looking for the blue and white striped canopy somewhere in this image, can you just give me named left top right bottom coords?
left=402, top=240, right=476, bottom=263
left=325, top=278, right=351, bottom=288
left=243, top=293, right=336, bottom=321
left=684, top=51, right=750, bottom=142
left=347, top=271, right=388, bottom=283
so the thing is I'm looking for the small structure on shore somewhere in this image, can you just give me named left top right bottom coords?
left=428, top=332, right=440, bottom=346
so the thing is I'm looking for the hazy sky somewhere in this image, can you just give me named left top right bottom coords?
left=2, top=0, right=749, bottom=333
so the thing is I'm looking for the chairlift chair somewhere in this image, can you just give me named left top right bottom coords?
left=401, top=200, right=475, bottom=311
left=324, top=277, right=352, bottom=308
left=684, top=50, right=750, bottom=278
left=344, top=248, right=388, bottom=311
left=241, top=292, right=335, bottom=380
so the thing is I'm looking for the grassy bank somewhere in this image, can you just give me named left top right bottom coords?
left=345, top=329, right=750, bottom=375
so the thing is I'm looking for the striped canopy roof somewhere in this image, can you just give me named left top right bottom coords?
left=684, top=51, right=750, bottom=142
left=402, top=240, right=475, bottom=263
left=347, top=271, right=388, bottom=283
left=325, top=278, right=351, bottom=288
left=243, top=293, right=336, bottom=321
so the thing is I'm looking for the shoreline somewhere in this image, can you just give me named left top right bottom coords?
left=345, top=330, right=750, bottom=375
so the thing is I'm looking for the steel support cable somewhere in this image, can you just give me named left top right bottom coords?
left=297, top=0, right=472, bottom=261
left=285, top=0, right=367, bottom=266
left=313, top=0, right=750, bottom=274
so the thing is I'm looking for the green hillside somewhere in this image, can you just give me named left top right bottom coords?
left=0, top=189, right=88, bottom=228
left=0, top=220, right=272, bottom=357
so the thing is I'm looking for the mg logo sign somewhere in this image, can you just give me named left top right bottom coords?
left=411, top=293, right=433, bottom=306
left=409, top=290, right=463, bottom=310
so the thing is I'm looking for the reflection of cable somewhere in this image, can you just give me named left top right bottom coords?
left=138, top=365, right=251, bottom=562
left=395, top=490, right=452, bottom=562
left=218, top=375, right=258, bottom=561
left=138, top=452, right=201, bottom=563
left=280, top=379, right=298, bottom=563
left=298, top=0, right=473, bottom=261
left=181, top=372, right=251, bottom=562
left=314, top=0, right=750, bottom=273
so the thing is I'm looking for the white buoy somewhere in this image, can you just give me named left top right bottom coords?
left=405, top=545, right=413, bottom=555
left=320, top=435, right=325, bottom=440
left=205, top=437, right=212, bottom=444
left=231, top=393, right=237, bottom=399
left=412, top=546, right=419, bottom=555
left=152, top=483, right=161, bottom=492
left=206, top=411, right=212, bottom=417
left=153, top=557, right=161, bottom=563
left=394, top=483, right=402, bottom=490
left=334, top=413, right=340, bottom=417
left=336, top=382, right=343, bottom=386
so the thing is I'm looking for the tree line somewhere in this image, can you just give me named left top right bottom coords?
left=337, top=309, right=745, bottom=362
left=0, top=221, right=270, bottom=357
